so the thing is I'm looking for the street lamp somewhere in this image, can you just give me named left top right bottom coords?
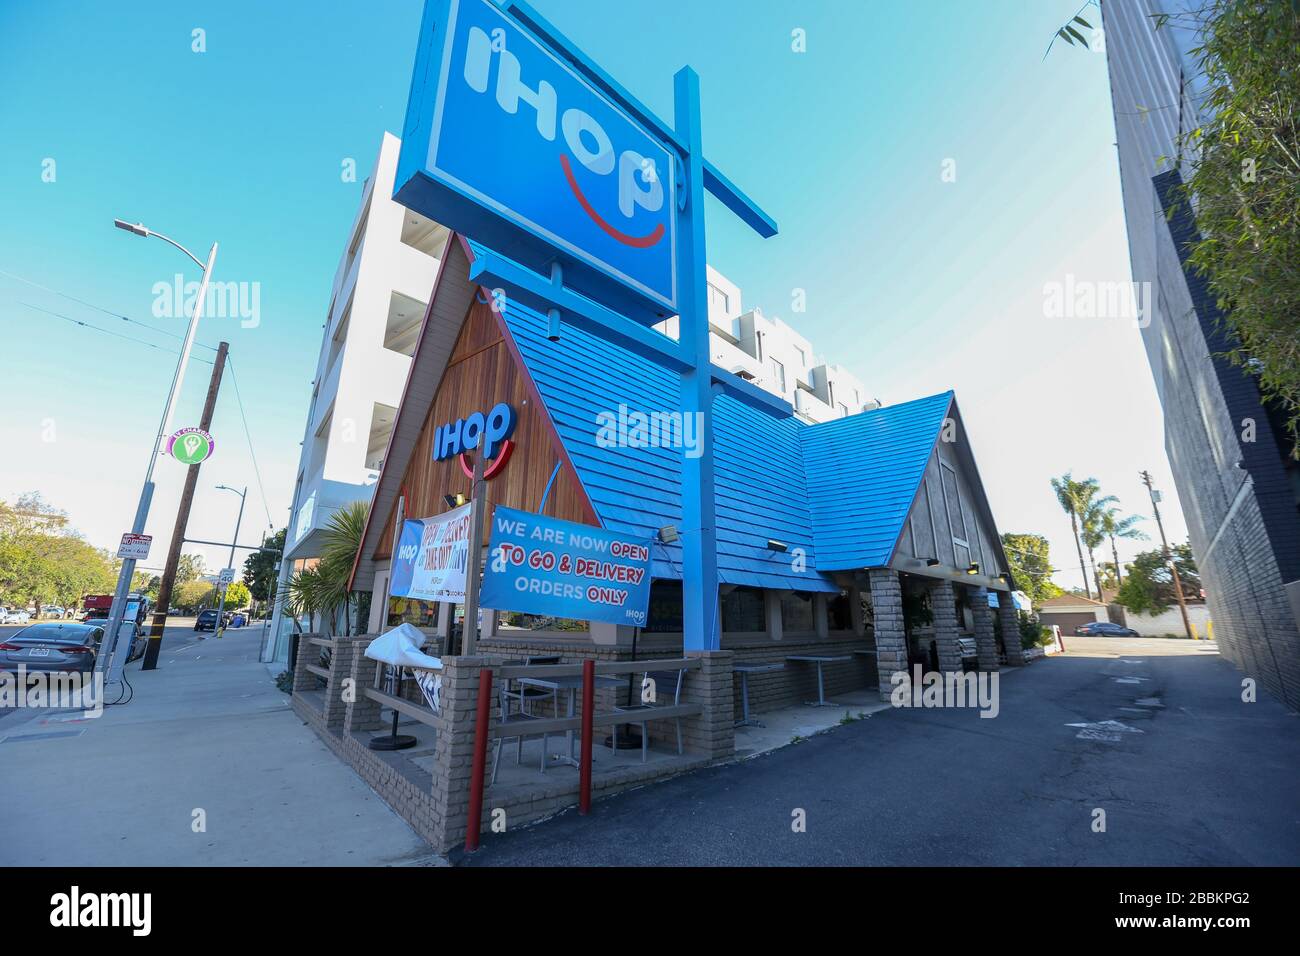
left=211, top=485, right=247, bottom=639
left=98, top=221, right=218, bottom=684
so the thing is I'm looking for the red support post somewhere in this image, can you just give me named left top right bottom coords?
left=465, top=667, right=493, bottom=853
left=578, top=658, right=594, bottom=815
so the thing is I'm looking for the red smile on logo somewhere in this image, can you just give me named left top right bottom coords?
left=459, top=439, right=515, bottom=480
left=560, top=153, right=665, bottom=249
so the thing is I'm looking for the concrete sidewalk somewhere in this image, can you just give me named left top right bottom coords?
left=0, top=626, right=439, bottom=866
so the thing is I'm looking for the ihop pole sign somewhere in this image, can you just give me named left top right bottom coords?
left=395, top=0, right=677, bottom=323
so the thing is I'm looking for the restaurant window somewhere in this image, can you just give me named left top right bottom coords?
left=721, top=586, right=765, bottom=633
left=645, top=580, right=683, bottom=633
left=828, top=590, right=853, bottom=631
left=496, top=611, right=586, bottom=632
left=781, top=591, right=816, bottom=633
left=387, top=596, right=439, bottom=631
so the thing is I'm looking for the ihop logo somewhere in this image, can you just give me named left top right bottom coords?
left=460, top=23, right=665, bottom=249
left=434, top=402, right=517, bottom=479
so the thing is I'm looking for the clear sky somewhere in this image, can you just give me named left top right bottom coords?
left=0, top=0, right=1187, bottom=594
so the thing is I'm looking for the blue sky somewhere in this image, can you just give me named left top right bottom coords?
left=0, top=0, right=1185, bottom=593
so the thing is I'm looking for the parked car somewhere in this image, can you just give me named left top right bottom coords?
left=0, top=621, right=106, bottom=674
left=1, top=608, right=32, bottom=625
left=195, top=609, right=221, bottom=632
left=1074, top=621, right=1139, bottom=637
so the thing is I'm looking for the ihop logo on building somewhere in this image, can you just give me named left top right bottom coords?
left=434, top=402, right=518, bottom=478
left=396, top=0, right=678, bottom=318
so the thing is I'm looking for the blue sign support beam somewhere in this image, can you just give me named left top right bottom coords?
left=674, top=66, right=721, bottom=651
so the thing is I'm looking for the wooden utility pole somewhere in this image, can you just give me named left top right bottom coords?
left=1140, top=470, right=1195, bottom=640
left=141, top=341, right=229, bottom=669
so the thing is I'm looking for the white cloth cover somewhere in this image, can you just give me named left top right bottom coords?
left=363, top=622, right=443, bottom=670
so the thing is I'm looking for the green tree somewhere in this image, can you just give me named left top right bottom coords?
left=1097, top=505, right=1147, bottom=588
left=1116, top=543, right=1201, bottom=614
left=173, top=580, right=215, bottom=612
left=1000, top=533, right=1062, bottom=605
left=220, top=580, right=251, bottom=611
left=176, top=554, right=205, bottom=584
left=1160, top=1, right=1300, bottom=456
left=286, top=502, right=368, bottom=636
left=242, top=527, right=285, bottom=603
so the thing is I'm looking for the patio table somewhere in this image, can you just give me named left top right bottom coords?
left=518, top=673, right=625, bottom=767
left=732, top=662, right=785, bottom=728
left=785, top=654, right=851, bottom=706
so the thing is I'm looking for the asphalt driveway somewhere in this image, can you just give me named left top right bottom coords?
left=464, top=638, right=1300, bottom=866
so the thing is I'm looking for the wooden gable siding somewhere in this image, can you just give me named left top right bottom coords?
left=372, top=298, right=596, bottom=560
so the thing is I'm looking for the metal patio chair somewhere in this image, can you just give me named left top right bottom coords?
left=491, top=677, right=550, bottom=785
left=611, top=666, right=687, bottom=763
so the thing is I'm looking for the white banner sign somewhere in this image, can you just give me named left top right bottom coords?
left=389, top=502, right=474, bottom=603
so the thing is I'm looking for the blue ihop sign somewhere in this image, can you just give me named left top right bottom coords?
left=480, top=506, right=653, bottom=628
left=396, top=0, right=678, bottom=323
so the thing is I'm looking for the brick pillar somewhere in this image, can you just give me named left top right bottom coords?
left=345, top=641, right=385, bottom=733
left=428, top=656, right=488, bottom=854
left=291, top=633, right=322, bottom=694
left=869, top=569, right=906, bottom=700
left=997, top=597, right=1026, bottom=666
left=928, top=581, right=963, bottom=674
left=320, top=638, right=360, bottom=731
left=969, top=588, right=999, bottom=672
left=682, top=650, right=734, bottom=759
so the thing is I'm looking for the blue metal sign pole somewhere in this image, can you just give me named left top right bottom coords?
left=673, top=67, right=720, bottom=651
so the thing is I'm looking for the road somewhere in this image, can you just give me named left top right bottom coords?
left=464, top=637, right=1300, bottom=866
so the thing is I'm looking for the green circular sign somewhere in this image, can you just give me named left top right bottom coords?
left=168, top=427, right=214, bottom=465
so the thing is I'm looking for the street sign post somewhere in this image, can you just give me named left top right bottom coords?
left=167, top=427, right=214, bottom=465
left=395, top=0, right=779, bottom=651
left=218, top=568, right=236, bottom=587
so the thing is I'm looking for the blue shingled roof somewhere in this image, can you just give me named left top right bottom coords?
left=800, top=391, right=953, bottom=570
left=499, top=299, right=950, bottom=589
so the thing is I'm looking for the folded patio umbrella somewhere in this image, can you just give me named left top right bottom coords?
left=363, top=622, right=443, bottom=671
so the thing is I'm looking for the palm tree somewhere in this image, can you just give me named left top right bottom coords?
left=1081, top=493, right=1119, bottom=600
left=1097, top=505, right=1147, bottom=588
left=286, top=500, right=370, bottom=636
left=1051, top=473, right=1100, bottom=600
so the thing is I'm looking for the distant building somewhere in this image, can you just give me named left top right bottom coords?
left=1104, top=0, right=1300, bottom=706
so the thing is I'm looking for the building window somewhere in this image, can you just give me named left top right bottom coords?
left=940, top=459, right=970, bottom=565
left=838, top=402, right=849, bottom=417
left=770, top=358, right=786, bottom=393
left=794, top=346, right=806, bottom=368
left=645, top=580, right=683, bottom=633
left=780, top=591, right=815, bottom=633
left=721, top=586, right=765, bottom=632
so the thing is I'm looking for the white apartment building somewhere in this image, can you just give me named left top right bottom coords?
left=660, top=267, right=876, bottom=423
left=268, top=132, right=448, bottom=660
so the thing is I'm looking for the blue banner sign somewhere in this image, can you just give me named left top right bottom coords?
left=480, top=506, right=653, bottom=627
left=396, top=0, right=677, bottom=323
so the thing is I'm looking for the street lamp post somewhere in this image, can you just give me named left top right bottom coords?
left=212, top=485, right=247, bottom=639
left=98, top=220, right=218, bottom=686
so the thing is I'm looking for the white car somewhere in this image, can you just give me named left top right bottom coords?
left=1, top=609, right=32, bottom=625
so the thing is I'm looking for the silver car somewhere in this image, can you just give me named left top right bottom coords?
left=0, top=622, right=106, bottom=674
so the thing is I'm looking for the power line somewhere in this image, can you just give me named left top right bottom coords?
left=18, top=303, right=212, bottom=365
left=224, top=357, right=276, bottom=530
left=0, top=268, right=220, bottom=352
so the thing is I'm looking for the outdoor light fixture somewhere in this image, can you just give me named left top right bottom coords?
left=966, top=563, right=981, bottom=575
left=926, top=558, right=940, bottom=567
left=767, top=539, right=788, bottom=552
left=443, top=493, right=466, bottom=508
left=113, top=218, right=150, bottom=237
left=658, top=525, right=679, bottom=544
